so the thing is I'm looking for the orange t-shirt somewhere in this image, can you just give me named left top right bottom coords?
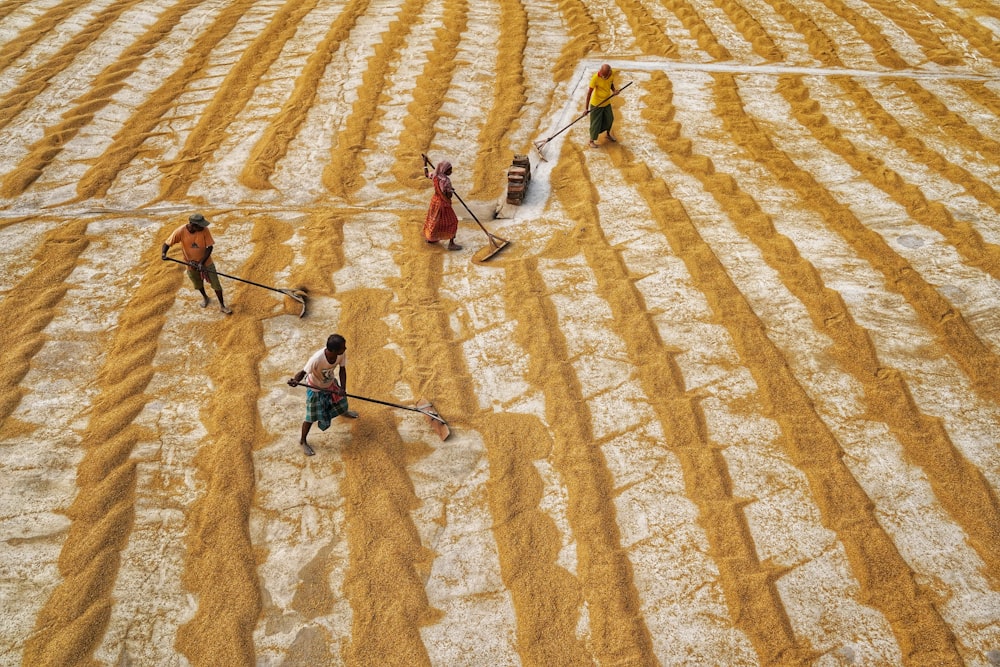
left=165, top=225, right=215, bottom=265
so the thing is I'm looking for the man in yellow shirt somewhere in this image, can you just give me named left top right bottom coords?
left=161, top=213, right=233, bottom=315
left=584, top=63, right=618, bottom=148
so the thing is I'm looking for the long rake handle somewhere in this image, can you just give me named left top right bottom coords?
left=295, top=382, right=448, bottom=424
left=536, top=81, right=633, bottom=147
left=421, top=154, right=508, bottom=248
left=164, top=256, right=299, bottom=296
left=452, top=192, right=507, bottom=247
left=536, top=109, right=591, bottom=145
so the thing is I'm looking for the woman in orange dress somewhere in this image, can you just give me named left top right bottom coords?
left=423, top=161, right=462, bottom=250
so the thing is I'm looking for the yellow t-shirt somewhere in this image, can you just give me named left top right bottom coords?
left=166, top=225, right=215, bottom=265
left=589, top=69, right=616, bottom=108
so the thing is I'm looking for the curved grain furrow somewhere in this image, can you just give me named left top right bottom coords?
left=349, top=2, right=445, bottom=200
left=22, top=225, right=183, bottom=666
left=389, top=218, right=587, bottom=662
left=954, top=0, right=1000, bottom=21
left=779, top=0, right=893, bottom=69
left=922, top=79, right=1000, bottom=145
left=954, top=79, right=1000, bottom=133
left=0, top=221, right=88, bottom=423
left=1, top=0, right=205, bottom=199
left=557, top=143, right=809, bottom=664
left=666, top=0, right=761, bottom=62
left=156, top=0, right=323, bottom=201
left=322, top=0, right=428, bottom=199
left=389, top=0, right=466, bottom=191
left=848, top=0, right=963, bottom=66
left=709, top=71, right=1000, bottom=582
left=338, top=304, right=433, bottom=665
left=467, top=0, right=527, bottom=198
left=903, top=0, right=1000, bottom=67
left=866, top=80, right=1000, bottom=192
left=690, top=73, right=1000, bottom=662
left=394, top=214, right=640, bottom=662
left=710, top=0, right=783, bottom=60
left=174, top=221, right=293, bottom=665
left=754, top=1, right=1000, bottom=283
left=763, top=0, right=852, bottom=66
left=501, top=0, right=573, bottom=160
left=337, top=292, right=435, bottom=666
left=734, top=74, right=1000, bottom=480
left=0, top=0, right=44, bottom=23
left=76, top=0, right=256, bottom=201
left=554, top=0, right=601, bottom=80
left=775, top=75, right=1000, bottom=399
left=807, top=0, right=908, bottom=68
left=894, top=79, right=1000, bottom=164
left=247, top=209, right=357, bottom=663
left=613, top=0, right=679, bottom=58
left=662, top=0, right=731, bottom=60
left=501, top=258, right=657, bottom=666
left=0, top=0, right=94, bottom=74
left=615, top=99, right=963, bottom=665
left=0, top=0, right=143, bottom=133
left=477, top=413, right=591, bottom=665
left=731, top=0, right=815, bottom=63
left=823, top=76, right=1000, bottom=266
left=330, top=224, right=462, bottom=663
left=239, top=0, right=371, bottom=191
left=312, top=211, right=510, bottom=662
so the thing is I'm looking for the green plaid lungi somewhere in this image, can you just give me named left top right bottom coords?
left=589, top=104, right=614, bottom=140
left=305, top=387, right=349, bottom=431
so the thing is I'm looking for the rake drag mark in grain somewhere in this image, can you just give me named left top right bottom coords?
left=23, top=224, right=183, bottom=666
left=241, top=0, right=374, bottom=190
left=556, top=141, right=810, bottom=664
left=631, top=73, right=962, bottom=665
left=1, top=0, right=206, bottom=198
left=75, top=0, right=256, bottom=200
left=176, top=218, right=297, bottom=664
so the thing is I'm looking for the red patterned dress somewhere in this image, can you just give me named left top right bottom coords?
left=423, top=166, right=458, bottom=242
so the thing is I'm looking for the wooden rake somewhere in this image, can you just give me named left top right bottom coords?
left=163, top=256, right=308, bottom=317
left=421, top=154, right=510, bottom=261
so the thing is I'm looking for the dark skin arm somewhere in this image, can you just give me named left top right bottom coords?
left=197, top=245, right=213, bottom=271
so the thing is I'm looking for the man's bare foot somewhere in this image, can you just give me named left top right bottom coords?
left=587, top=140, right=598, bottom=148
left=201, top=296, right=209, bottom=308
left=447, top=241, right=463, bottom=251
left=300, top=441, right=315, bottom=456
left=607, top=132, right=617, bottom=142
left=344, top=410, right=359, bottom=418
left=220, top=305, right=233, bottom=315
left=425, top=239, right=438, bottom=244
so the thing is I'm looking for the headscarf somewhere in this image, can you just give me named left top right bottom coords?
left=433, top=161, right=454, bottom=195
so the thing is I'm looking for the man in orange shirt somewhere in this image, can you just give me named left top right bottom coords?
left=161, top=213, right=233, bottom=315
